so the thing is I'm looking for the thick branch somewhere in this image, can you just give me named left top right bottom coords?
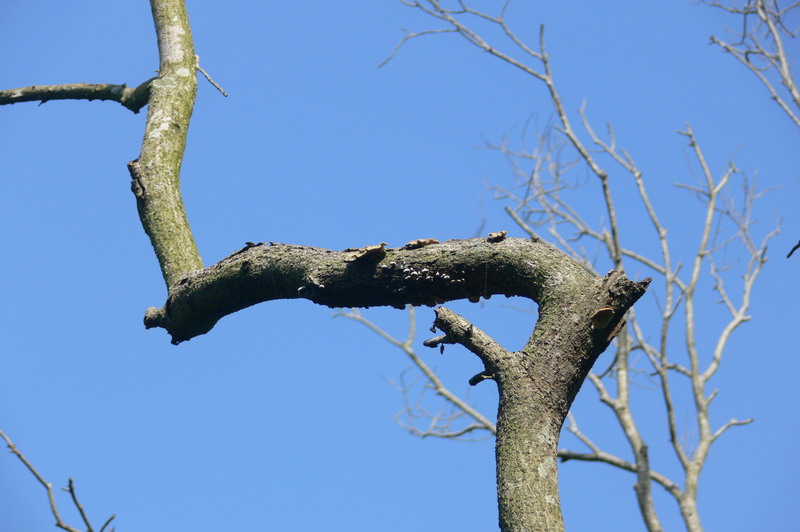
left=145, top=237, right=574, bottom=343
left=418, top=262, right=649, bottom=532
left=133, top=0, right=204, bottom=287
left=0, top=79, right=154, bottom=113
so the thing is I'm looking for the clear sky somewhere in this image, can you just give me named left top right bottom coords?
left=1, top=1, right=798, bottom=531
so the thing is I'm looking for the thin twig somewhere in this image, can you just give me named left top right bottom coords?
left=0, top=430, right=81, bottom=532
left=64, top=478, right=95, bottom=532
left=196, top=55, right=229, bottom=97
left=336, top=307, right=496, bottom=437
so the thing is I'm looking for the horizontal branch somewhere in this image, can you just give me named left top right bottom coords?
left=145, top=236, right=589, bottom=344
left=557, top=448, right=682, bottom=498
left=0, top=79, right=154, bottom=113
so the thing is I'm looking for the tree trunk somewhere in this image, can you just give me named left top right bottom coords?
left=496, top=380, right=565, bottom=531
left=427, top=267, right=648, bottom=530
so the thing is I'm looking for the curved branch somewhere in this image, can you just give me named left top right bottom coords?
left=145, top=237, right=580, bottom=343
left=133, top=0, right=204, bottom=287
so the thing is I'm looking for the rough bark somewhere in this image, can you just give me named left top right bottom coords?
left=142, top=236, right=606, bottom=344
left=426, top=268, right=649, bottom=531
left=139, top=230, right=649, bottom=530
left=0, top=80, right=153, bottom=113
left=130, top=0, right=204, bottom=287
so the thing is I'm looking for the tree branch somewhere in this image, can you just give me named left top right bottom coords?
left=133, top=0, right=204, bottom=287
left=0, top=79, right=154, bottom=113
left=64, top=478, right=96, bottom=532
left=144, top=236, right=577, bottom=344
left=706, top=0, right=800, bottom=128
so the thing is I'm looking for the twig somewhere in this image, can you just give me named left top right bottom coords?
left=196, top=55, right=228, bottom=97
left=0, top=430, right=81, bottom=532
left=64, top=478, right=95, bottom=532
left=336, top=307, right=496, bottom=437
left=707, top=0, right=800, bottom=128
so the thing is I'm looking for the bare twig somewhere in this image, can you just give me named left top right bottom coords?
left=196, top=55, right=228, bottom=97
left=706, top=0, right=800, bottom=128
left=336, top=307, right=496, bottom=438
left=63, top=478, right=98, bottom=532
left=0, top=430, right=113, bottom=532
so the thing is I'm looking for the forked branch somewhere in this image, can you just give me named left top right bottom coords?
left=0, top=430, right=115, bottom=532
left=706, top=0, right=800, bottom=128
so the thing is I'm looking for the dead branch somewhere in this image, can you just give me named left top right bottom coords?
left=0, top=79, right=153, bottom=114
left=392, top=2, right=780, bottom=531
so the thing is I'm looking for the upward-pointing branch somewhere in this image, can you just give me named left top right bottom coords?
left=131, top=0, right=204, bottom=287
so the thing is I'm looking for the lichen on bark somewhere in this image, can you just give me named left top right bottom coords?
left=132, top=0, right=203, bottom=287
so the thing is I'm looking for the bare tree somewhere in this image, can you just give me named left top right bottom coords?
left=0, top=1, right=651, bottom=531
left=334, top=1, right=789, bottom=531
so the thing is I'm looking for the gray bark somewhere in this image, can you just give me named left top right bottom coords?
left=143, top=235, right=649, bottom=531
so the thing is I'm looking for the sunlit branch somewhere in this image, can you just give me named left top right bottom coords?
left=0, top=79, right=153, bottom=113
left=711, top=417, right=754, bottom=442
left=557, top=448, right=683, bottom=499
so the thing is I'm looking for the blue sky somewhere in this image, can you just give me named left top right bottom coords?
left=1, top=1, right=798, bottom=530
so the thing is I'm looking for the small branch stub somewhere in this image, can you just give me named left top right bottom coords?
left=469, top=370, right=495, bottom=386
left=488, top=230, right=508, bottom=243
